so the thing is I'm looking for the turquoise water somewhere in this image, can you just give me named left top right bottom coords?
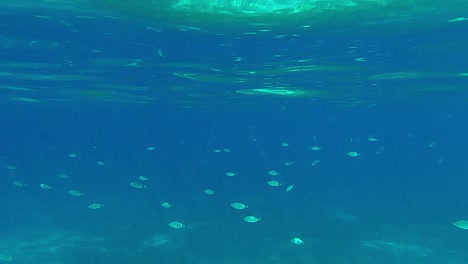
left=1, top=1, right=468, bottom=263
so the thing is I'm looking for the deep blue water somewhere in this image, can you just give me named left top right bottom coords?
left=1, top=3, right=468, bottom=264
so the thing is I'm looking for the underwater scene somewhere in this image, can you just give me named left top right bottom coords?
left=1, top=1, right=468, bottom=263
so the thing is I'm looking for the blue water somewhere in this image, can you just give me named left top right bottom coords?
left=1, top=3, right=468, bottom=264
